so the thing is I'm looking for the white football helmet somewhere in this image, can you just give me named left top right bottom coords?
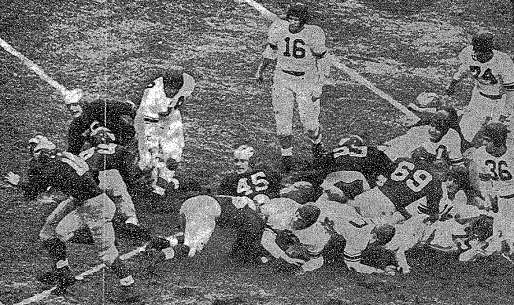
left=415, top=92, right=440, bottom=107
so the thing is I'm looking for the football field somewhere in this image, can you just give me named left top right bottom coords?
left=1, top=0, right=514, bottom=304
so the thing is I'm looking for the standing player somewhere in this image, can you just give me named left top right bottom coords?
left=4, top=136, right=139, bottom=302
left=134, top=67, right=195, bottom=197
left=468, top=123, right=514, bottom=254
left=65, top=98, right=136, bottom=155
left=255, top=3, right=329, bottom=172
left=446, top=31, right=514, bottom=145
left=218, top=145, right=281, bottom=263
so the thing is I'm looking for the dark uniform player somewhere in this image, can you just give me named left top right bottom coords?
left=4, top=136, right=139, bottom=302
left=297, top=135, right=394, bottom=203
left=66, top=98, right=136, bottom=155
left=79, top=126, right=152, bottom=243
left=350, top=155, right=450, bottom=223
left=218, top=145, right=281, bottom=263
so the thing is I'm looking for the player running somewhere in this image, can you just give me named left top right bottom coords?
left=4, top=136, right=140, bottom=302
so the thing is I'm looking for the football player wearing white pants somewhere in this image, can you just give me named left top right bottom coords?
left=260, top=197, right=395, bottom=274
left=446, top=31, right=514, bottom=145
left=134, top=67, right=195, bottom=196
left=468, top=123, right=514, bottom=255
left=255, top=3, right=330, bottom=172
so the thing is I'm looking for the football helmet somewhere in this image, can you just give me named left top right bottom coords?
left=338, top=134, right=365, bottom=147
left=291, top=204, right=320, bottom=230
left=472, top=31, right=494, bottom=53
left=482, top=122, right=508, bottom=147
left=415, top=92, right=440, bottom=108
left=372, top=224, right=396, bottom=245
left=28, top=135, right=57, bottom=160
left=234, top=145, right=255, bottom=160
left=286, top=2, right=309, bottom=25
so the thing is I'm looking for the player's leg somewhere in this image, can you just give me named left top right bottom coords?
left=460, top=90, right=493, bottom=145
left=272, top=74, right=295, bottom=172
left=296, top=76, right=324, bottom=164
left=38, top=200, right=81, bottom=292
left=80, top=193, right=139, bottom=302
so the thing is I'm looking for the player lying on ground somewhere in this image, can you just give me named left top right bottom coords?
left=260, top=197, right=395, bottom=274
left=4, top=136, right=140, bottom=303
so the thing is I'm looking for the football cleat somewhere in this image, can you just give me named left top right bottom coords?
left=51, top=267, right=77, bottom=296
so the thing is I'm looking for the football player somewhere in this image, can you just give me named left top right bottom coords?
left=134, top=67, right=195, bottom=197
left=348, top=154, right=452, bottom=224
left=260, top=198, right=395, bottom=274
left=65, top=98, right=136, bottom=155
left=78, top=125, right=151, bottom=243
left=467, top=123, right=514, bottom=254
left=312, top=135, right=395, bottom=203
left=383, top=106, right=466, bottom=165
left=446, top=31, right=514, bottom=145
left=4, top=136, right=139, bottom=302
left=218, top=145, right=281, bottom=263
left=254, top=3, right=329, bottom=172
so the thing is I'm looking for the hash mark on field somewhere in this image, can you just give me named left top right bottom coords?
left=13, top=243, right=150, bottom=305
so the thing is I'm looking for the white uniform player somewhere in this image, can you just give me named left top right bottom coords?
left=446, top=31, right=514, bottom=144
left=255, top=3, right=329, bottom=171
left=134, top=68, right=195, bottom=196
left=260, top=197, right=392, bottom=274
left=468, top=123, right=514, bottom=253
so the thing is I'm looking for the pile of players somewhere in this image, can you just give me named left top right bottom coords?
left=4, top=4, right=514, bottom=304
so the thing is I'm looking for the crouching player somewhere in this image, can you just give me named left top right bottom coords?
left=134, top=67, right=195, bottom=197
left=218, top=145, right=281, bottom=262
left=79, top=125, right=150, bottom=243
left=4, top=136, right=139, bottom=302
left=259, top=197, right=395, bottom=274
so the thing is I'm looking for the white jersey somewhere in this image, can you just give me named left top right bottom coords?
left=454, top=46, right=514, bottom=96
left=471, top=146, right=514, bottom=197
left=138, top=73, right=195, bottom=121
left=268, top=19, right=326, bottom=73
left=419, top=129, right=463, bottom=164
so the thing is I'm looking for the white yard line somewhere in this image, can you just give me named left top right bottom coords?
left=13, top=244, right=149, bottom=305
left=238, top=0, right=420, bottom=124
left=13, top=2, right=422, bottom=304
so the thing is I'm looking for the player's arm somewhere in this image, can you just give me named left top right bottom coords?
left=446, top=48, right=470, bottom=96
left=5, top=164, right=47, bottom=201
left=255, top=44, right=277, bottom=82
left=67, top=120, right=88, bottom=155
left=501, top=54, right=514, bottom=119
left=467, top=159, right=487, bottom=200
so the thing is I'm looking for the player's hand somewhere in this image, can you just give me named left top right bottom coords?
left=232, top=196, right=255, bottom=209
left=346, top=261, right=384, bottom=274
left=4, top=172, right=20, bottom=186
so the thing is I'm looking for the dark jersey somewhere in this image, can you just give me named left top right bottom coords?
left=321, top=143, right=394, bottom=188
left=79, top=143, right=137, bottom=185
left=218, top=167, right=281, bottom=200
left=67, top=100, right=136, bottom=155
left=21, top=152, right=103, bottom=201
left=378, top=157, right=445, bottom=217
